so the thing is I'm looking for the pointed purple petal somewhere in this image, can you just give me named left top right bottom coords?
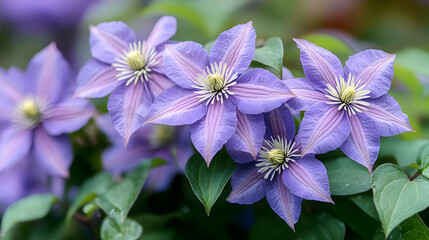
left=102, top=145, right=149, bottom=173
left=146, top=16, right=177, bottom=49
left=146, top=72, right=175, bottom=98
left=229, top=69, right=293, bottom=114
left=227, top=162, right=265, bottom=204
left=0, top=67, right=25, bottom=103
left=89, top=21, right=136, bottom=64
left=26, top=43, right=72, bottom=103
left=294, top=38, right=343, bottom=90
left=283, top=156, right=333, bottom=203
left=226, top=112, right=265, bottom=159
left=108, top=83, right=152, bottom=145
left=299, top=103, right=350, bottom=155
left=265, top=105, right=295, bottom=142
left=344, top=50, right=395, bottom=98
left=0, top=128, right=31, bottom=172
left=163, top=42, right=208, bottom=89
left=146, top=86, right=207, bottom=125
left=144, top=164, right=177, bottom=192
left=43, top=98, right=94, bottom=136
left=283, top=78, right=327, bottom=111
left=340, top=114, right=379, bottom=172
left=190, top=100, right=237, bottom=165
left=75, top=59, right=121, bottom=98
left=210, top=22, right=256, bottom=74
left=265, top=175, right=302, bottom=231
left=33, top=127, right=71, bottom=177
left=364, top=94, right=413, bottom=136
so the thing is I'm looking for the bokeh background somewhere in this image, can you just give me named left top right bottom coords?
left=1, top=0, right=429, bottom=239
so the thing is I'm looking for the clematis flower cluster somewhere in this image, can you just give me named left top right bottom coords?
left=0, top=15, right=414, bottom=230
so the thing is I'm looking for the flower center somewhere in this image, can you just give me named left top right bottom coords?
left=16, top=98, right=45, bottom=128
left=112, top=41, right=159, bottom=86
left=256, top=137, right=301, bottom=181
left=150, top=125, right=175, bottom=148
left=192, top=62, right=238, bottom=105
left=325, top=73, right=371, bottom=116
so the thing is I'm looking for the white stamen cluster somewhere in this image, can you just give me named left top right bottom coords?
left=112, top=41, right=159, bottom=86
left=256, top=136, right=301, bottom=181
left=192, top=62, right=238, bottom=105
left=13, top=97, right=48, bottom=129
left=325, top=73, right=371, bottom=116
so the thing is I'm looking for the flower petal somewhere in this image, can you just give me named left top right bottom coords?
left=43, top=98, right=94, bottom=136
left=229, top=69, right=293, bottom=114
left=0, top=67, right=26, bottom=103
left=0, top=128, right=32, bottom=172
left=26, top=42, right=72, bottom=103
left=265, top=105, right=296, bottom=142
left=282, top=156, right=333, bottom=203
left=265, top=175, right=302, bottom=231
left=283, top=78, right=327, bottom=111
left=281, top=66, right=294, bottom=80
left=146, top=72, right=175, bottom=98
left=340, top=114, right=380, bottom=172
left=33, top=127, right=71, bottom=177
left=209, top=22, right=256, bottom=74
left=75, top=59, right=121, bottom=98
left=89, top=21, right=136, bottom=64
left=364, top=94, right=413, bottom=136
left=108, top=83, right=152, bottom=146
left=299, top=103, right=350, bottom=155
left=344, top=49, right=395, bottom=98
left=227, top=162, right=265, bottom=204
left=226, top=112, right=265, bottom=159
left=294, top=38, right=343, bottom=90
left=102, top=145, right=150, bottom=173
left=146, top=86, right=207, bottom=125
left=163, top=42, right=209, bottom=89
left=144, top=164, right=177, bottom=192
left=146, top=16, right=177, bottom=49
left=190, top=100, right=237, bottom=165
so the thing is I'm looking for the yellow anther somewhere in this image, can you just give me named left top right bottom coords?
left=20, top=100, right=40, bottom=120
left=267, top=149, right=285, bottom=165
left=126, top=51, right=146, bottom=70
left=208, top=73, right=225, bottom=91
left=341, top=86, right=355, bottom=104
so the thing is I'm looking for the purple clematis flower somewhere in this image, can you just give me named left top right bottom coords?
left=75, top=16, right=177, bottom=145
left=227, top=105, right=332, bottom=230
left=146, top=22, right=293, bottom=165
left=285, top=39, right=414, bottom=172
left=0, top=43, right=94, bottom=177
left=96, top=114, right=192, bottom=191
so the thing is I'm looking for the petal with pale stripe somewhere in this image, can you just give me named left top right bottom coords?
left=344, top=49, right=395, bottom=98
left=299, top=102, right=350, bottom=156
left=227, top=162, right=265, bottom=204
left=282, top=156, right=333, bottom=203
left=0, top=128, right=32, bottom=172
left=265, top=105, right=295, bottom=142
left=265, top=175, right=302, bottom=231
left=294, top=38, right=343, bottom=90
left=146, top=16, right=177, bottom=49
left=33, top=127, right=71, bottom=177
left=146, top=86, right=207, bottom=125
left=190, top=100, right=237, bottom=165
left=229, top=69, right=292, bottom=114
left=146, top=72, right=175, bottom=98
left=283, top=78, right=327, bottom=111
left=75, top=59, right=121, bottom=98
left=209, top=22, right=256, bottom=74
left=226, top=112, right=265, bottom=159
left=340, top=114, right=380, bottom=172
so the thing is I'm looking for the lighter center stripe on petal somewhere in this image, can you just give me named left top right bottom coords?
left=325, top=73, right=371, bottom=116
left=112, top=41, right=159, bottom=86
left=256, top=136, right=301, bottom=181
left=191, top=62, right=238, bottom=105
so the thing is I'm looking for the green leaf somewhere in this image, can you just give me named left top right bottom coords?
left=417, top=143, right=429, bottom=169
left=95, top=161, right=152, bottom=226
left=100, top=217, right=142, bottom=240
left=325, top=157, right=372, bottom=195
left=185, top=151, right=237, bottom=215
left=295, top=213, right=346, bottom=240
left=395, top=48, right=429, bottom=77
left=349, top=191, right=379, bottom=220
left=372, top=163, right=429, bottom=237
left=399, top=215, right=429, bottom=240
left=394, top=140, right=428, bottom=167
left=1, top=194, right=58, bottom=236
left=253, top=37, right=284, bottom=75
left=66, top=172, right=113, bottom=222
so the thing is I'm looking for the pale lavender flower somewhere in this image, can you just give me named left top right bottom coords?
left=75, top=16, right=177, bottom=145
left=146, top=22, right=293, bottom=165
left=96, top=115, right=192, bottom=191
left=0, top=43, right=94, bottom=177
left=286, top=39, right=414, bottom=172
left=227, top=105, right=332, bottom=230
